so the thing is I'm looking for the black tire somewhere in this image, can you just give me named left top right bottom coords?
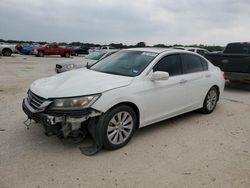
left=2, top=48, right=12, bottom=56
left=37, top=51, right=44, bottom=57
left=201, top=87, right=219, bottom=114
left=64, top=52, right=70, bottom=58
left=97, top=105, right=137, bottom=150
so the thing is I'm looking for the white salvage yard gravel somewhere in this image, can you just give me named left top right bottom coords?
left=0, top=55, right=250, bottom=188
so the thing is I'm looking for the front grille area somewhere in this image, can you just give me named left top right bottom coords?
left=27, top=90, right=46, bottom=110
left=56, top=64, right=62, bottom=68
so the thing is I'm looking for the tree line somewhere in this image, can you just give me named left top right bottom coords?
left=0, top=39, right=224, bottom=52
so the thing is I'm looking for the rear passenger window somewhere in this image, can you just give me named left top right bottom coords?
left=181, top=54, right=204, bottom=73
left=200, top=57, right=208, bottom=70
left=153, top=55, right=182, bottom=76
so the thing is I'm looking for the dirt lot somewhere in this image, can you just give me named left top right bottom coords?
left=0, top=54, right=250, bottom=188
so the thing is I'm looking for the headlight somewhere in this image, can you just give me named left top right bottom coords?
left=65, top=64, right=75, bottom=70
left=49, top=94, right=101, bottom=110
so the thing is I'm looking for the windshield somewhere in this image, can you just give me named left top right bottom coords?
left=85, top=51, right=106, bottom=60
left=90, top=50, right=158, bottom=77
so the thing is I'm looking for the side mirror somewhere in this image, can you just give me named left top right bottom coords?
left=151, top=71, right=170, bottom=81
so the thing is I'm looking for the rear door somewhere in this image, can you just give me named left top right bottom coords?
left=181, top=53, right=211, bottom=108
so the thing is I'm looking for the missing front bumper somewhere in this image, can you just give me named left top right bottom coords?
left=22, top=99, right=102, bottom=137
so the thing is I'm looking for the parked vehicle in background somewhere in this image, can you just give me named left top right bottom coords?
left=174, top=47, right=209, bottom=56
left=0, top=44, right=16, bottom=56
left=205, top=42, right=250, bottom=83
left=33, top=43, right=75, bottom=57
left=55, top=49, right=119, bottom=73
left=23, top=48, right=224, bottom=155
left=88, top=46, right=116, bottom=54
left=185, top=47, right=210, bottom=56
left=17, top=43, right=41, bottom=55
left=74, top=46, right=89, bottom=55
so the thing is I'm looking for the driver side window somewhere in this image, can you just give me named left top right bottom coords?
left=153, top=54, right=182, bottom=76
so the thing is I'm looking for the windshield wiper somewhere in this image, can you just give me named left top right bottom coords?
left=100, top=70, right=129, bottom=77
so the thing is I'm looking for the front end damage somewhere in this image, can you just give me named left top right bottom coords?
left=22, top=91, right=102, bottom=146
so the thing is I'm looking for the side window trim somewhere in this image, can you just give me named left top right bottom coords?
left=152, top=54, right=183, bottom=77
left=200, top=57, right=209, bottom=71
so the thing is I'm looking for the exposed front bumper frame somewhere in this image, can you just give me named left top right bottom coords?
left=22, top=98, right=102, bottom=136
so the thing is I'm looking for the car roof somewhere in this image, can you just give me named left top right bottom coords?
left=124, top=47, right=182, bottom=54
left=106, top=49, right=119, bottom=53
left=185, top=47, right=207, bottom=50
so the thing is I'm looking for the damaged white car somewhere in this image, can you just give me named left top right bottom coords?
left=22, top=48, right=225, bottom=155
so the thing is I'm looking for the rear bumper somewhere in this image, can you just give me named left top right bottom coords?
left=224, top=72, right=250, bottom=82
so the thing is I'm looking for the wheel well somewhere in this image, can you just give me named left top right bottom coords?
left=110, top=102, right=140, bottom=128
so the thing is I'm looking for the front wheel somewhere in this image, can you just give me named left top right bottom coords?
left=201, top=87, right=219, bottom=114
left=98, top=105, right=137, bottom=150
left=64, top=52, right=70, bottom=58
left=2, top=49, right=12, bottom=56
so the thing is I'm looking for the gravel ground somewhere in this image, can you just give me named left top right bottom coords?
left=0, top=54, right=250, bottom=188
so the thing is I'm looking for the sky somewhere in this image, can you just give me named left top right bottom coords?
left=0, top=0, right=250, bottom=46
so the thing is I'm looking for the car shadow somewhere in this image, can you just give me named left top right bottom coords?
left=134, top=111, right=200, bottom=137
left=225, top=81, right=250, bottom=92
left=26, top=110, right=209, bottom=156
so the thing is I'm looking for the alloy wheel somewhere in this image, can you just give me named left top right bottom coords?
left=206, top=89, right=217, bottom=111
left=107, top=111, right=134, bottom=145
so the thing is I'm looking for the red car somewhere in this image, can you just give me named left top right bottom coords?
left=34, top=43, right=75, bottom=57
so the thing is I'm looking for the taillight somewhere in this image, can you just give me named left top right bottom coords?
left=222, top=72, right=225, bottom=79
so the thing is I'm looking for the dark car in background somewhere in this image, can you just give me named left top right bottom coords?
left=74, top=46, right=89, bottom=55
left=205, top=42, right=250, bottom=83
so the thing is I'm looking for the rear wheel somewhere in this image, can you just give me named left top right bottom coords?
left=37, top=51, right=44, bottom=57
left=97, top=105, right=137, bottom=150
left=201, top=87, right=219, bottom=114
left=2, top=48, right=12, bottom=56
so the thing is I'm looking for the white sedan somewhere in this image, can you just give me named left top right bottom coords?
left=22, top=48, right=225, bottom=155
left=55, top=50, right=119, bottom=73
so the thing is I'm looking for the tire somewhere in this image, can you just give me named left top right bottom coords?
left=201, top=87, right=219, bottom=114
left=64, top=52, right=70, bottom=58
left=97, top=105, right=137, bottom=150
left=37, top=51, right=44, bottom=57
left=2, top=48, right=12, bottom=56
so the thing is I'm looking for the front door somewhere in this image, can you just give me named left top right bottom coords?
left=137, top=54, right=188, bottom=126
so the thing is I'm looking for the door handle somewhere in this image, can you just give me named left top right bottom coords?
left=179, top=79, right=187, bottom=84
left=205, top=74, right=211, bottom=78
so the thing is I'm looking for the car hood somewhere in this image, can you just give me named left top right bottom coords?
left=58, top=58, right=97, bottom=68
left=30, top=68, right=133, bottom=99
